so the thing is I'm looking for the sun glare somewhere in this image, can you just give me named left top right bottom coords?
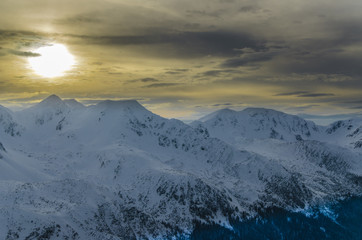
left=28, top=44, right=76, bottom=78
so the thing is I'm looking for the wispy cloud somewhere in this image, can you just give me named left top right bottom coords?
left=211, top=103, right=233, bottom=107
left=297, top=93, right=335, bottom=97
left=6, top=49, right=40, bottom=57
left=141, top=78, right=159, bottom=82
left=275, top=91, right=335, bottom=98
left=143, top=83, right=181, bottom=88
left=274, top=91, right=309, bottom=96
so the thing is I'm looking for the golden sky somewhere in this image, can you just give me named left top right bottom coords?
left=1, top=0, right=362, bottom=119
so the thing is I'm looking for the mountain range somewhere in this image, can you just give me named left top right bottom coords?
left=0, top=95, right=361, bottom=239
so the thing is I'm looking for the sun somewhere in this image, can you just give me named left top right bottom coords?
left=28, top=44, right=76, bottom=78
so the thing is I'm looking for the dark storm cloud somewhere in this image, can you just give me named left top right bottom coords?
left=143, top=83, right=181, bottom=88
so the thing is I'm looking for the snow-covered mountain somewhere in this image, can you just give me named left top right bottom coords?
left=323, top=118, right=362, bottom=151
left=193, top=108, right=321, bottom=144
left=0, top=105, right=23, bottom=137
left=0, top=96, right=361, bottom=239
left=193, top=107, right=362, bottom=201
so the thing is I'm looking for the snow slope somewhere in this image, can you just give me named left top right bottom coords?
left=323, top=118, right=362, bottom=151
left=0, top=97, right=361, bottom=239
left=194, top=107, right=321, bottom=144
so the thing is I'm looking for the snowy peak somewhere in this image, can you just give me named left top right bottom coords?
left=0, top=105, right=13, bottom=115
left=324, top=117, right=362, bottom=150
left=37, top=94, right=64, bottom=108
left=43, top=94, right=61, bottom=101
left=15, top=95, right=72, bottom=129
left=197, top=107, right=321, bottom=142
left=242, top=107, right=285, bottom=116
left=63, top=99, right=86, bottom=110
left=199, top=108, right=237, bottom=122
left=326, top=118, right=362, bottom=134
left=95, top=99, right=149, bottom=115
left=28, top=95, right=71, bottom=112
left=23, top=94, right=70, bottom=115
left=97, top=99, right=143, bottom=108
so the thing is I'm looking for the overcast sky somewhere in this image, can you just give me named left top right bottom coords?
left=1, top=0, right=362, bottom=119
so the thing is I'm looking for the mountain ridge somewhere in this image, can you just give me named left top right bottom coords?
left=0, top=95, right=361, bottom=239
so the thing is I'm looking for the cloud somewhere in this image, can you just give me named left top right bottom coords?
left=55, top=15, right=102, bottom=25
left=220, top=48, right=279, bottom=68
left=186, top=10, right=222, bottom=18
left=74, top=31, right=265, bottom=58
left=211, top=103, right=233, bottom=107
left=6, top=49, right=40, bottom=57
left=274, top=91, right=309, bottom=96
left=275, top=91, right=334, bottom=98
left=165, top=69, right=189, bottom=74
left=277, top=53, right=362, bottom=76
left=239, top=6, right=259, bottom=13
left=297, top=93, right=335, bottom=97
left=201, top=69, right=242, bottom=77
left=1, top=1, right=362, bottom=116
left=143, top=83, right=180, bottom=88
left=340, top=100, right=362, bottom=109
left=141, top=78, right=159, bottom=82
left=286, top=105, right=319, bottom=111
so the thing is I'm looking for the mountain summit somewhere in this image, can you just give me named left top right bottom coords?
left=0, top=99, right=361, bottom=239
left=37, top=94, right=64, bottom=107
left=194, top=107, right=321, bottom=143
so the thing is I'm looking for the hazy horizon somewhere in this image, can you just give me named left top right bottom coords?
left=2, top=93, right=361, bottom=125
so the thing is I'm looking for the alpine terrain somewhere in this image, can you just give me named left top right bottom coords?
left=0, top=95, right=361, bottom=239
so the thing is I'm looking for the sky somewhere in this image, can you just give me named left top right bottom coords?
left=1, top=0, right=362, bottom=120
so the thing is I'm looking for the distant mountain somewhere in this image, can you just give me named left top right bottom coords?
left=63, top=98, right=86, bottom=110
left=193, top=107, right=321, bottom=143
left=324, top=118, right=362, bottom=150
left=0, top=105, right=23, bottom=137
left=298, top=112, right=362, bottom=126
left=0, top=96, right=361, bottom=239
